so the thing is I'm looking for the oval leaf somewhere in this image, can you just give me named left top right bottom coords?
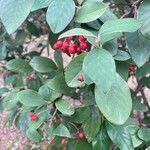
left=30, top=56, right=57, bottom=73
left=126, top=31, right=150, bottom=67
left=16, top=89, right=45, bottom=107
left=75, top=2, right=107, bottom=23
left=138, top=0, right=150, bottom=39
left=55, top=99, right=75, bottom=116
left=137, top=127, right=150, bottom=142
left=83, top=49, right=116, bottom=93
left=106, top=122, right=134, bottom=150
left=46, top=0, right=75, bottom=33
left=6, top=58, right=32, bottom=74
left=53, top=124, right=71, bottom=138
left=95, top=74, right=132, bottom=125
left=0, top=0, right=35, bottom=34
left=99, top=18, right=141, bottom=44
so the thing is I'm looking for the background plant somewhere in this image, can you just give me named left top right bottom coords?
left=0, top=0, right=150, bottom=149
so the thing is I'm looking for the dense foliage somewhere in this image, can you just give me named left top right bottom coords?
left=0, top=0, right=150, bottom=149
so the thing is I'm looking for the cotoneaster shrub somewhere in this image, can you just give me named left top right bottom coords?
left=0, top=0, right=150, bottom=149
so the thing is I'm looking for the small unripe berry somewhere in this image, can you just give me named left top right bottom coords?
left=79, top=35, right=86, bottom=42
left=77, top=75, right=84, bottom=82
left=29, top=112, right=38, bottom=122
left=61, top=138, right=68, bottom=145
left=78, top=133, right=85, bottom=139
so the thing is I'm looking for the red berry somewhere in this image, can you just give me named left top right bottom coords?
left=57, top=40, right=63, bottom=47
left=29, top=113, right=38, bottom=122
left=53, top=40, right=63, bottom=49
left=53, top=43, right=59, bottom=49
left=77, top=75, right=84, bottom=82
left=68, top=45, right=76, bottom=54
left=62, top=42, right=69, bottom=52
left=78, top=133, right=85, bottom=139
left=29, top=112, right=35, bottom=117
left=26, top=75, right=35, bottom=81
left=80, top=42, right=88, bottom=50
left=66, top=36, right=73, bottom=41
left=61, top=138, right=68, bottom=145
left=79, top=35, right=86, bottom=42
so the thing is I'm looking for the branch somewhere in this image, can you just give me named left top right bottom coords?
left=121, top=0, right=143, bottom=18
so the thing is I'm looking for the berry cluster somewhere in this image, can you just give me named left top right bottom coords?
left=26, top=74, right=36, bottom=81
left=29, top=112, right=38, bottom=122
left=53, top=35, right=89, bottom=55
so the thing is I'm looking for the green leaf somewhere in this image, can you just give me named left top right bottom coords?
left=46, top=74, right=70, bottom=95
left=83, top=49, right=116, bottom=93
left=99, top=18, right=141, bottom=44
left=75, top=2, right=107, bottom=23
left=126, top=31, right=150, bottom=67
left=16, top=89, right=45, bottom=107
left=30, top=56, right=57, bottom=73
left=136, top=63, right=150, bottom=78
left=53, top=124, right=71, bottom=138
left=138, top=128, right=150, bottom=142
left=55, top=99, right=75, bottom=116
left=6, top=58, right=32, bottom=74
left=15, top=29, right=27, bottom=45
left=95, top=74, right=132, bottom=125
left=46, top=0, right=75, bottom=33
left=72, top=107, right=91, bottom=123
left=103, top=39, right=118, bottom=56
left=138, top=0, right=150, bottom=39
left=83, top=107, right=101, bottom=142
left=54, top=51, right=64, bottom=70
left=38, top=85, right=60, bottom=101
left=116, top=61, right=129, bottom=80
left=68, top=139, right=93, bottom=150
left=31, top=0, right=51, bottom=11
left=28, top=109, right=50, bottom=130
left=92, top=124, right=111, bottom=150
left=59, top=28, right=96, bottom=39
left=26, top=129, right=42, bottom=143
left=65, top=53, right=86, bottom=87
left=0, top=0, right=35, bottom=34
left=114, top=50, right=130, bottom=61
left=106, top=122, right=134, bottom=150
